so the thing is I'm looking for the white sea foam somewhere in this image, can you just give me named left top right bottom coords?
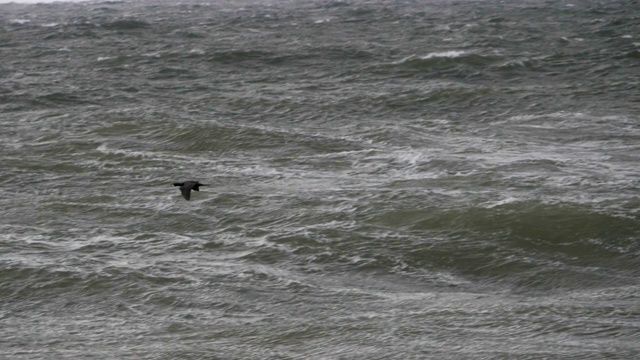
left=484, top=196, right=521, bottom=209
left=393, top=51, right=467, bottom=64
left=420, top=50, right=467, bottom=59
left=9, top=19, right=31, bottom=25
left=188, top=48, right=206, bottom=56
left=1, top=2, right=637, bottom=357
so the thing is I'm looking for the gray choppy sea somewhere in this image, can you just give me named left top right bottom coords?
left=1, top=0, right=639, bottom=358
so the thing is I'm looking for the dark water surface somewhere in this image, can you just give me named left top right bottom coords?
left=1, top=0, right=639, bottom=358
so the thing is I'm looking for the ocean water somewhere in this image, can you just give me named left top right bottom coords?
left=1, top=0, right=639, bottom=358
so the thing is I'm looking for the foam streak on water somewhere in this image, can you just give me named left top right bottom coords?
left=1, top=0, right=639, bottom=358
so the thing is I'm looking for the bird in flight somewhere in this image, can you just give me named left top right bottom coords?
left=173, top=181, right=207, bottom=201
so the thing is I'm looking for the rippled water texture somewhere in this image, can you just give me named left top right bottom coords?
left=1, top=0, right=639, bottom=358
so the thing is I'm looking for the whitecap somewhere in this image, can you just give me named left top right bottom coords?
left=188, top=48, right=205, bottom=55
left=484, top=196, right=521, bottom=209
left=420, top=50, right=466, bottom=59
left=393, top=51, right=467, bottom=65
left=142, top=51, right=162, bottom=58
left=10, top=19, right=31, bottom=25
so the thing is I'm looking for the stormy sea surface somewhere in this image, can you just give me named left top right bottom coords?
left=1, top=0, right=639, bottom=358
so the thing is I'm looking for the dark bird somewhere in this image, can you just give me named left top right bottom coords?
left=173, top=181, right=208, bottom=201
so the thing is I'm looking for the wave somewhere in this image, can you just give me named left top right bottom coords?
left=390, top=51, right=501, bottom=68
left=206, top=45, right=375, bottom=66
left=207, top=49, right=279, bottom=64
left=249, top=200, right=640, bottom=291
left=100, top=18, right=150, bottom=30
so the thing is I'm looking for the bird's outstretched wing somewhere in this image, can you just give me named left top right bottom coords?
left=180, top=184, right=193, bottom=200
left=174, top=181, right=207, bottom=201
